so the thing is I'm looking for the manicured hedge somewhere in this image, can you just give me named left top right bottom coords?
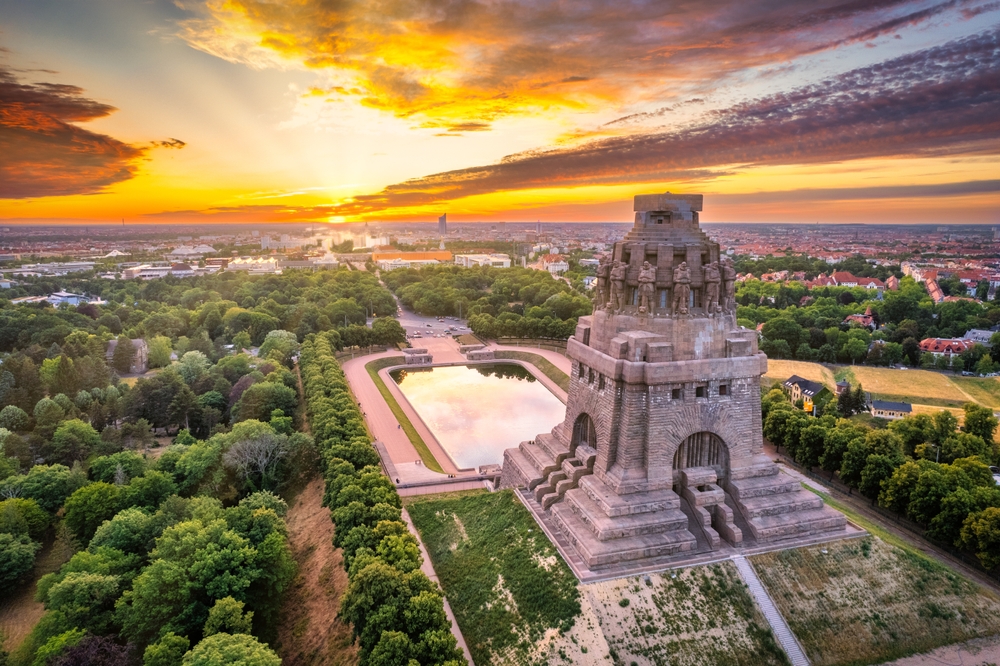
left=300, top=332, right=466, bottom=666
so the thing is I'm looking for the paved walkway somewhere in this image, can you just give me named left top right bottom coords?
left=401, top=507, right=475, bottom=665
left=731, top=554, right=810, bottom=666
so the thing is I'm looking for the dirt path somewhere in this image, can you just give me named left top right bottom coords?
left=273, top=477, right=358, bottom=666
left=0, top=530, right=73, bottom=653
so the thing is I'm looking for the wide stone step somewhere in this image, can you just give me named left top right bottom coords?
left=728, top=457, right=781, bottom=481
left=739, top=490, right=823, bottom=518
left=578, top=475, right=681, bottom=516
left=566, top=488, right=689, bottom=540
left=727, top=474, right=800, bottom=501
left=749, top=507, right=847, bottom=541
left=536, top=432, right=569, bottom=461
left=520, top=443, right=559, bottom=478
left=501, top=448, right=544, bottom=490
left=551, top=504, right=697, bottom=567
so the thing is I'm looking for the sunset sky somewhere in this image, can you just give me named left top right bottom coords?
left=1, top=0, right=998, bottom=225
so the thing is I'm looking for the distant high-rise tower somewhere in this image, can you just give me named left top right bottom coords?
left=536, top=220, right=541, bottom=234
left=438, top=213, right=447, bottom=236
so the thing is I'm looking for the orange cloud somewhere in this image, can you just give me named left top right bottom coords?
left=176, top=0, right=970, bottom=130
left=317, top=28, right=1000, bottom=216
left=0, top=66, right=146, bottom=199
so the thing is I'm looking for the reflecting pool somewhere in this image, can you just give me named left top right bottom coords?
left=390, top=363, right=565, bottom=469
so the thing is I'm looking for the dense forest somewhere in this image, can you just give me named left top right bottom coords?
left=382, top=265, right=592, bottom=340
left=0, top=268, right=416, bottom=665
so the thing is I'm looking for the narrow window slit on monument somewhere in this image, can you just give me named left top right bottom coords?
left=695, top=386, right=705, bottom=398
left=671, top=388, right=681, bottom=400
left=719, top=384, right=728, bottom=396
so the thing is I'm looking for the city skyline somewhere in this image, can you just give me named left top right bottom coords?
left=1, top=0, right=998, bottom=225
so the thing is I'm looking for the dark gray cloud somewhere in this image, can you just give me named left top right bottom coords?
left=0, top=66, right=146, bottom=198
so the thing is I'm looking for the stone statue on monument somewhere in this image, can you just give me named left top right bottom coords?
left=704, top=261, right=721, bottom=314
left=672, top=262, right=691, bottom=315
left=594, top=255, right=610, bottom=310
left=609, top=261, right=626, bottom=312
left=721, top=256, right=737, bottom=313
left=637, top=261, right=656, bottom=314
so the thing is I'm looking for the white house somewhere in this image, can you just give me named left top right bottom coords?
left=454, top=254, right=511, bottom=268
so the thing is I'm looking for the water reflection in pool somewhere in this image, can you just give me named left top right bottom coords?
left=390, top=363, right=565, bottom=469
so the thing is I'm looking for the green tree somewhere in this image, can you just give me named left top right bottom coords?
left=844, top=338, right=868, bottom=364
left=888, top=414, right=935, bottom=457
left=117, top=518, right=262, bottom=645
left=959, top=507, right=1000, bottom=570
left=49, top=419, right=101, bottom=465
left=148, top=336, right=174, bottom=369
left=0, top=498, right=50, bottom=540
left=796, top=425, right=828, bottom=469
left=19, top=464, right=81, bottom=513
left=962, top=403, right=998, bottom=447
left=257, top=331, right=300, bottom=367
left=91, top=451, right=147, bottom=484
left=928, top=485, right=1000, bottom=545
left=203, top=597, right=254, bottom=637
left=89, top=507, right=158, bottom=556
left=64, top=482, right=121, bottom=543
left=33, top=397, right=66, bottom=431
left=933, top=410, right=959, bottom=445
left=0, top=532, right=41, bottom=588
left=181, top=633, right=281, bottom=666
left=44, top=571, right=122, bottom=634
left=0, top=405, right=30, bottom=431
left=144, top=633, right=191, bottom=666
left=232, top=383, right=298, bottom=424
left=120, top=470, right=178, bottom=511
left=178, top=351, right=210, bottom=385
left=112, top=336, right=137, bottom=374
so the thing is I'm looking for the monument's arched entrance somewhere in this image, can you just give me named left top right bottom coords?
left=571, top=413, right=597, bottom=452
left=673, top=431, right=729, bottom=477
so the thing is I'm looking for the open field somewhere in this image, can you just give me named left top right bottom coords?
left=952, top=376, right=1000, bottom=409
left=406, top=490, right=581, bottom=665
left=752, top=537, right=1000, bottom=666
left=408, top=490, right=787, bottom=666
left=763, top=360, right=837, bottom=390
left=494, top=350, right=571, bottom=392
left=764, top=360, right=1000, bottom=415
left=364, top=356, right=444, bottom=473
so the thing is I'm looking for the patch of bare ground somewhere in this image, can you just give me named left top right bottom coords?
left=273, top=476, right=358, bottom=666
left=576, top=564, right=787, bottom=666
left=753, top=537, right=1000, bottom=666
left=0, top=525, right=74, bottom=653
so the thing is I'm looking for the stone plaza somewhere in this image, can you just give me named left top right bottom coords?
left=500, top=193, right=849, bottom=577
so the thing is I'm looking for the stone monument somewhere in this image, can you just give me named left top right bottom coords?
left=500, top=193, right=846, bottom=572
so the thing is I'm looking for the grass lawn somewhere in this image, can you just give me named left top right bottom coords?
left=406, top=490, right=581, bottom=665
left=752, top=536, right=1000, bottom=666
left=763, top=359, right=836, bottom=390
left=493, top=351, right=570, bottom=393
left=766, top=361, right=990, bottom=412
left=951, top=375, right=1000, bottom=409
left=364, top=356, right=444, bottom=473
